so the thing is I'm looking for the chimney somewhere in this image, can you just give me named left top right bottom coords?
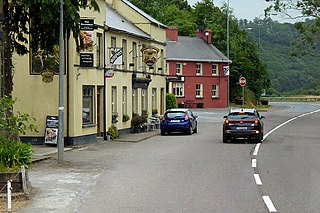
left=196, top=29, right=212, bottom=44
left=166, top=26, right=179, bottom=42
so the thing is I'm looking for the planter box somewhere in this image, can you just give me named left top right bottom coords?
left=0, top=166, right=30, bottom=194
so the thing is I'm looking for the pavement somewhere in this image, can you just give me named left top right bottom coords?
left=31, top=129, right=160, bottom=163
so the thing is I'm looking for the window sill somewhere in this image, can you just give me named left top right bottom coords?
left=82, top=123, right=96, bottom=128
left=212, top=97, right=219, bottom=99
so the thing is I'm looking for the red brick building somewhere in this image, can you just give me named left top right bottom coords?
left=166, top=27, right=231, bottom=108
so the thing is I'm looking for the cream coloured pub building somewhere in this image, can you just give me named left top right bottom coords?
left=12, top=0, right=167, bottom=145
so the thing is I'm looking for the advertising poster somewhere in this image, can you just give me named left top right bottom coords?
left=44, top=116, right=59, bottom=145
left=80, top=19, right=94, bottom=67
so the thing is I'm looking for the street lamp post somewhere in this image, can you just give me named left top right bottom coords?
left=226, top=0, right=230, bottom=107
left=58, top=0, right=64, bottom=164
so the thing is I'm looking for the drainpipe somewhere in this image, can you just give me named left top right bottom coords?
left=103, top=28, right=107, bottom=140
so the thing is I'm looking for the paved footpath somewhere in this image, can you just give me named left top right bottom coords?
left=17, top=130, right=160, bottom=213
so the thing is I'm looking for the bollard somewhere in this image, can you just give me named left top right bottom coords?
left=7, top=180, right=12, bottom=212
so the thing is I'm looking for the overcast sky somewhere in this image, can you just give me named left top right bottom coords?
left=187, top=0, right=298, bottom=23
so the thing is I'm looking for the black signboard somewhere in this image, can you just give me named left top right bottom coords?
left=44, top=116, right=59, bottom=145
left=80, top=53, right=94, bottom=67
left=80, top=19, right=94, bottom=31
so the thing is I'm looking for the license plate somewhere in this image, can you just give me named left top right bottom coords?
left=237, top=127, right=247, bottom=130
left=170, top=120, right=180, bottom=123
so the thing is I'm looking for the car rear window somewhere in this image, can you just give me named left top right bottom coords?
left=228, top=112, right=256, bottom=120
left=166, top=112, right=185, bottom=119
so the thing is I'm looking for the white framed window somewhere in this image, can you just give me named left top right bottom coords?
left=173, top=83, right=184, bottom=97
left=152, top=88, right=157, bottom=110
left=122, top=39, right=127, bottom=70
left=97, top=33, right=103, bottom=68
left=141, top=89, right=148, bottom=111
left=212, top=84, right=219, bottom=98
left=132, top=88, right=138, bottom=114
left=196, top=63, right=202, bottom=75
left=196, top=83, right=203, bottom=98
left=212, top=64, right=218, bottom=75
left=111, top=36, right=116, bottom=48
left=82, top=86, right=95, bottom=125
left=111, top=86, right=117, bottom=113
left=122, top=86, right=127, bottom=115
left=176, top=63, right=182, bottom=75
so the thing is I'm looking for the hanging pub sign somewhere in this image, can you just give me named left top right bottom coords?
left=140, top=46, right=159, bottom=67
left=80, top=19, right=94, bottom=67
left=44, top=116, right=59, bottom=145
left=109, top=47, right=123, bottom=65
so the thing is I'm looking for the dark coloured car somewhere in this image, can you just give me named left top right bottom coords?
left=222, top=108, right=265, bottom=143
left=160, top=108, right=198, bottom=135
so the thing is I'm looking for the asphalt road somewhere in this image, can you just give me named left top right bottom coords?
left=18, top=102, right=320, bottom=213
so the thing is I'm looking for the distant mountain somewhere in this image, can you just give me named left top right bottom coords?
left=240, top=18, right=320, bottom=96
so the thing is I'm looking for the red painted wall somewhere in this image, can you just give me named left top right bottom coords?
left=168, top=60, right=229, bottom=108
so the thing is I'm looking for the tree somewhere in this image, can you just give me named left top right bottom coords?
left=266, top=0, right=320, bottom=56
left=2, top=0, right=100, bottom=96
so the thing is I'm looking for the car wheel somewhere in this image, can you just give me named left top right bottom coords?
left=256, top=133, right=263, bottom=143
left=187, top=126, right=193, bottom=135
left=161, top=130, right=165, bottom=136
left=223, top=134, right=228, bottom=143
left=193, top=123, right=198, bottom=133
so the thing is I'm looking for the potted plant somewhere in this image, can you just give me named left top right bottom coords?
left=112, top=112, right=119, bottom=123
left=131, top=115, right=148, bottom=133
left=152, top=108, right=158, bottom=116
left=122, top=114, right=130, bottom=122
left=197, top=101, right=204, bottom=108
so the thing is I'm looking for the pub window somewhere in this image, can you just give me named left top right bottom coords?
left=141, top=89, right=148, bottom=112
left=196, top=83, right=203, bottom=98
left=111, top=37, right=116, bottom=48
left=173, top=83, right=184, bottom=97
left=122, top=86, right=127, bottom=115
left=152, top=88, right=157, bottom=110
left=176, top=63, right=182, bottom=75
left=212, top=64, right=218, bottom=75
left=132, top=88, right=138, bottom=114
left=111, top=86, right=117, bottom=114
left=122, top=39, right=127, bottom=70
left=196, top=63, right=202, bottom=75
left=212, top=84, right=219, bottom=98
left=97, top=33, right=103, bottom=68
left=83, top=86, right=95, bottom=125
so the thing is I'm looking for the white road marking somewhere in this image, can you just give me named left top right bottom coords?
left=255, top=108, right=320, bottom=213
left=254, top=174, right=262, bottom=185
left=252, top=159, right=257, bottom=168
left=262, top=196, right=277, bottom=212
left=253, top=143, right=261, bottom=156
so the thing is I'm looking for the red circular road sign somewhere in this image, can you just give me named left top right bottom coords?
left=239, top=77, right=246, bottom=87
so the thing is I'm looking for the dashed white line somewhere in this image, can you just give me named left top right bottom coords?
left=252, top=159, right=257, bottom=168
left=253, top=143, right=261, bottom=156
left=254, top=108, right=320, bottom=213
left=254, top=174, right=262, bottom=185
left=263, top=196, right=277, bottom=212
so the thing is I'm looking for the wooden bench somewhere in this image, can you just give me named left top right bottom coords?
left=184, top=100, right=197, bottom=108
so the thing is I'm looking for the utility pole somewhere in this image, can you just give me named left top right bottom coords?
left=227, top=0, right=230, bottom=107
left=58, top=0, right=64, bottom=164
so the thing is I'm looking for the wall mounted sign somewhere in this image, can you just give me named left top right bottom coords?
left=80, top=19, right=94, bottom=67
left=105, top=69, right=115, bottom=78
left=141, top=46, right=159, bottom=67
left=109, top=48, right=123, bottom=65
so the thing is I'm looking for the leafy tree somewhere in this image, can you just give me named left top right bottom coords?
left=266, top=0, right=320, bottom=56
left=2, top=0, right=100, bottom=96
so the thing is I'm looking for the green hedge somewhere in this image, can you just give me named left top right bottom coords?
left=0, top=137, right=34, bottom=172
left=166, top=93, right=178, bottom=110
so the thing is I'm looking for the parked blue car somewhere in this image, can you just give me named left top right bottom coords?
left=160, top=108, right=198, bottom=135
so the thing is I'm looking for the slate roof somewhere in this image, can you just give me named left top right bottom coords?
left=166, top=36, right=231, bottom=63
left=122, top=0, right=167, bottom=29
left=105, top=4, right=151, bottom=40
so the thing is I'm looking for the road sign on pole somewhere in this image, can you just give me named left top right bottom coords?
left=239, top=77, right=246, bottom=87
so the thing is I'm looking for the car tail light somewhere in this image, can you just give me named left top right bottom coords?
left=254, top=120, right=259, bottom=124
left=185, top=114, right=190, bottom=120
left=161, top=116, right=166, bottom=121
left=225, top=120, right=229, bottom=124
